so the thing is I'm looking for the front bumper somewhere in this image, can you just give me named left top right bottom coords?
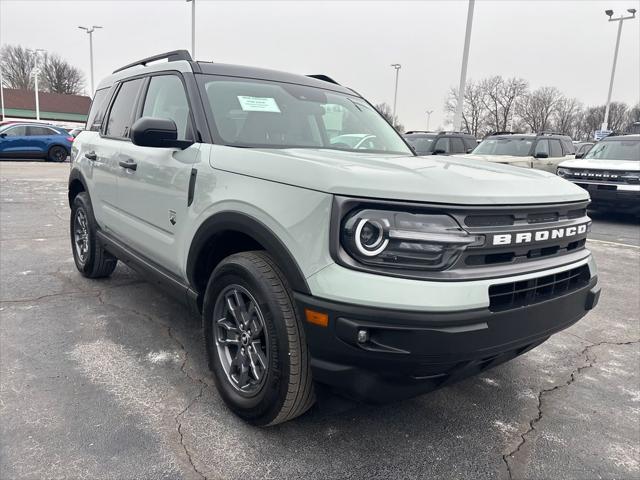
left=571, top=182, right=640, bottom=211
left=295, top=276, right=599, bottom=403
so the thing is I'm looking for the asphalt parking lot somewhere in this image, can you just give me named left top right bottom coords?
left=1, top=161, right=639, bottom=480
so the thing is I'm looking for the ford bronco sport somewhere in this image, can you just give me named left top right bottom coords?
left=68, top=51, right=600, bottom=426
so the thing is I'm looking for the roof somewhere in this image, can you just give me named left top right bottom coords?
left=601, top=134, right=640, bottom=141
left=2, top=88, right=91, bottom=115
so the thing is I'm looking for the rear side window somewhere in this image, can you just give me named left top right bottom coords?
left=86, top=88, right=111, bottom=132
left=463, top=137, right=477, bottom=151
left=142, top=75, right=192, bottom=141
left=434, top=137, right=450, bottom=153
left=561, top=139, right=575, bottom=154
left=27, top=126, right=56, bottom=136
left=450, top=137, right=466, bottom=154
left=104, top=78, right=144, bottom=138
left=549, top=139, right=563, bottom=157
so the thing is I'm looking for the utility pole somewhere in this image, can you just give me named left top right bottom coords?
left=0, top=67, right=5, bottom=121
left=30, top=49, right=45, bottom=121
left=390, top=63, right=401, bottom=122
left=601, top=8, right=636, bottom=131
left=452, top=0, right=475, bottom=132
left=78, top=25, right=103, bottom=95
left=426, top=110, right=433, bottom=131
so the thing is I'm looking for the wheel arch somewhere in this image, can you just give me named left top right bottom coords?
left=187, top=211, right=311, bottom=300
left=68, top=168, right=88, bottom=207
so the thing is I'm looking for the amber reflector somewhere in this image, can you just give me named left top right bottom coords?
left=305, top=309, right=328, bottom=327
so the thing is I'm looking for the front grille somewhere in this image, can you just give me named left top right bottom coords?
left=488, top=264, right=590, bottom=312
left=563, top=169, right=638, bottom=184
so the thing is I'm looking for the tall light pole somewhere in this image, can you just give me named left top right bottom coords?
left=390, top=63, right=401, bottom=122
left=29, top=49, right=45, bottom=121
left=452, top=0, right=475, bottom=132
left=426, top=110, right=433, bottom=130
left=187, top=0, right=196, bottom=58
left=78, top=25, right=102, bottom=94
left=0, top=67, right=5, bottom=121
left=601, top=8, right=636, bottom=131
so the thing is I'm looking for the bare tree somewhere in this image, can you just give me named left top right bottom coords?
left=477, top=76, right=529, bottom=132
left=518, top=86, right=562, bottom=133
left=375, top=102, right=404, bottom=132
left=41, top=54, right=85, bottom=95
left=445, top=80, right=486, bottom=137
left=0, top=44, right=34, bottom=90
left=498, top=77, right=528, bottom=131
left=553, top=97, right=583, bottom=137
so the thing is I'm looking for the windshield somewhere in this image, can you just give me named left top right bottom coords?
left=200, top=76, right=412, bottom=155
left=584, top=139, right=640, bottom=161
left=403, top=135, right=435, bottom=155
left=472, top=137, right=534, bottom=157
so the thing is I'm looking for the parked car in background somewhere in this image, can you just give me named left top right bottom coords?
left=557, top=134, right=640, bottom=215
left=466, top=132, right=576, bottom=172
left=575, top=142, right=595, bottom=159
left=0, top=122, right=73, bottom=162
left=402, top=131, right=477, bottom=155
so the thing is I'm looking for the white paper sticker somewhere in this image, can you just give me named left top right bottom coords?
left=237, top=96, right=281, bottom=113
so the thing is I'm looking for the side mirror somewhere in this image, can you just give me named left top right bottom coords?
left=466, top=148, right=473, bottom=154
left=130, top=117, right=193, bottom=149
left=575, top=152, right=584, bottom=159
left=534, top=152, right=549, bottom=159
left=433, top=149, right=446, bottom=155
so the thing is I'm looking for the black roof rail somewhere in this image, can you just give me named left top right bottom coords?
left=404, top=130, right=433, bottom=134
left=113, top=50, right=193, bottom=74
left=306, top=74, right=340, bottom=85
left=490, top=131, right=516, bottom=136
left=537, top=131, right=564, bottom=136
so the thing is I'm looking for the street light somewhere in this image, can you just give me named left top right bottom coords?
left=0, top=67, right=5, bottom=121
left=601, top=8, right=637, bottom=131
left=187, top=0, right=196, bottom=58
left=78, top=25, right=102, bottom=95
left=452, top=0, right=475, bottom=132
left=426, top=110, right=433, bottom=131
left=29, top=49, right=45, bottom=121
left=390, top=63, right=401, bottom=121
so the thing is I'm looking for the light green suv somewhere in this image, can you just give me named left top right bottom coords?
left=68, top=50, right=600, bottom=426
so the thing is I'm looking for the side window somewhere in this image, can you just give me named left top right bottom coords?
left=86, top=88, right=111, bottom=132
left=434, top=137, right=450, bottom=153
left=104, top=78, right=144, bottom=138
left=549, top=139, right=563, bottom=157
left=3, top=126, right=27, bottom=136
left=142, top=75, right=192, bottom=141
left=561, top=139, right=575, bottom=155
left=450, top=137, right=466, bottom=154
left=534, top=139, right=549, bottom=156
left=463, top=137, right=477, bottom=152
left=27, top=126, right=55, bottom=136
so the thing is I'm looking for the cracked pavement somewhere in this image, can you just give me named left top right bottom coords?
left=1, top=162, right=639, bottom=480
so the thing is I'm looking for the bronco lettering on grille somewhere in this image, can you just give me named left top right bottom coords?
left=492, top=223, right=588, bottom=246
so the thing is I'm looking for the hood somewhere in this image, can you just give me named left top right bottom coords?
left=210, top=147, right=588, bottom=205
left=559, top=158, right=640, bottom=171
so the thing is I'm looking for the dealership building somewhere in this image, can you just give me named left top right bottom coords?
left=0, top=88, right=91, bottom=128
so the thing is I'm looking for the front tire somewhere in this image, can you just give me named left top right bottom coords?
left=203, top=251, right=315, bottom=426
left=70, top=192, right=117, bottom=278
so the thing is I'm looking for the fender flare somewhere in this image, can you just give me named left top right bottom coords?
left=186, top=211, right=311, bottom=295
left=68, top=168, right=88, bottom=206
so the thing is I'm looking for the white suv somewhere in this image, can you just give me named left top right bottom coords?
left=68, top=51, right=600, bottom=425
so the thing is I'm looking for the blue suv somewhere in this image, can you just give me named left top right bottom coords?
left=0, top=123, right=73, bottom=162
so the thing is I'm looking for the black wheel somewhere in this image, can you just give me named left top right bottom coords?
left=70, top=192, right=117, bottom=278
left=48, top=145, right=68, bottom=162
left=203, top=251, right=315, bottom=426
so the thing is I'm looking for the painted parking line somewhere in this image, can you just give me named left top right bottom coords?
left=588, top=238, right=640, bottom=249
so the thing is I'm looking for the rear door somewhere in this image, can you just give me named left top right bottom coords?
left=26, top=125, right=62, bottom=155
left=113, top=73, right=199, bottom=274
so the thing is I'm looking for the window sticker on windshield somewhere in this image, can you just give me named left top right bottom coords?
left=237, top=96, right=281, bottom=113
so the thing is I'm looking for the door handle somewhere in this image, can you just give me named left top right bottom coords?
left=85, top=151, right=97, bottom=161
left=119, top=159, right=137, bottom=171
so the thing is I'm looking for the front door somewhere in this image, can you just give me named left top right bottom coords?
left=113, top=74, right=199, bottom=276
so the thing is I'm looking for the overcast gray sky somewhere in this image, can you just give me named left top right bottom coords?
left=1, top=0, right=639, bottom=130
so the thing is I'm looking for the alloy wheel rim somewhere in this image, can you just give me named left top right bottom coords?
left=74, top=208, right=89, bottom=264
left=213, top=284, right=269, bottom=396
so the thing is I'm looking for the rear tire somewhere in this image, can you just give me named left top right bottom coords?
left=70, top=192, right=117, bottom=278
left=203, top=251, right=315, bottom=426
left=48, top=145, right=68, bottom=162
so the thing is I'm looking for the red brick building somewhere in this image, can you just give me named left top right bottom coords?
left=1, top=88, right=91, bottom=126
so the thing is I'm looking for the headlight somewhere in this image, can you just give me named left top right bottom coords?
left=341, top=209, right=484, bottom=271
left=621, top=172, right=640, bottom=184
left=557, top=167, right=571, bottom=177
